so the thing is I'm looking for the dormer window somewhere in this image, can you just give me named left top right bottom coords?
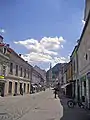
left=3, top=47, right=7, bottom=54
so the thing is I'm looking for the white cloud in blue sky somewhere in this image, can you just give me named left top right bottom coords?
left=14, top=36, right=68, bottom=68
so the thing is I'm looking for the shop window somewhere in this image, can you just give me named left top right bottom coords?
left=8, top=82, right=12, bottom=94
left=24, top=83, right=26, bottom=93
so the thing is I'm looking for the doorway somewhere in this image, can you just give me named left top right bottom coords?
left=0, top=82, right=5, bottom=97
left=14, top=82, right=17, bottom=95
left=8, top=81, right=12, bottom=94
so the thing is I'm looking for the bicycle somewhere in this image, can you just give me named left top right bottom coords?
left=67, top=99, right=85, bottom=108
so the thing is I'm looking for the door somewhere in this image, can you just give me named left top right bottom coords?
left=15, top=82, right=17, bottom=94
left=0, top=82, right=5, bottom=97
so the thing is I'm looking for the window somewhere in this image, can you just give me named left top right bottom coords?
left=2, top=65, right=6, bottom=76
left=28, top=70, right=29, bottom=78
left=86, top=53, right=88, bottom=60
left=3, top=47, right=7, bottom=54
left=24, top=69, right=26, bottom=78
left=73, top=60, right=75, bottom=73
left=20, top=67, right=22, bottom=77
left=15, top=65, right=18, bottom=76
left=10, top=63, right=13, bottom=74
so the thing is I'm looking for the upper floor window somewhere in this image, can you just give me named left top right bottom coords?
left=20, top=67, right=22, bottom=77
left=86, top=53, right=88, bottom=60
left=2, top=65, right=6, bottom=76
left=24, top=69, right=26, bottom=78
left=15, top=65, right=18, bottom=76
left=73, top=60, right=75, bottom=73
left=28, top=70, right=29, bottom=78
left=10, top=63, right=13, bottom=74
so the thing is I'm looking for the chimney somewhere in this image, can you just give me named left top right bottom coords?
left=6, top=44, right=10, bottom=48
left=19, top=54, right=21, bottom=56
left=0, top=35, right=3, bottom=43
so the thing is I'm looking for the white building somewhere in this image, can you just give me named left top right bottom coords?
left=0, top=36, right=32, bottom=96
left=77, top=0, right=90, bottom=108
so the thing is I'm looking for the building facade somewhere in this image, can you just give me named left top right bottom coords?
left=0, top=36, right=32, bottom=96
left=34, top=65, right=46, bottom=86
left=0, top=36, right=10, bottom=96
left=5, top=48, right=32, bottom=96
left=77, top=13, right=90, bottom=108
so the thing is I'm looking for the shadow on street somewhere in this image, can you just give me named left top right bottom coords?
left=59, top=94, right=90, bottom=120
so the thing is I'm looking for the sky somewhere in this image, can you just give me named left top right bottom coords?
left=0, top=0, right=85, bottom=70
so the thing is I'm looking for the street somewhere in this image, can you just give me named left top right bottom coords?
left=0, top=89, right=90, bottom=120
left=0, top=89, right=63, bottom=120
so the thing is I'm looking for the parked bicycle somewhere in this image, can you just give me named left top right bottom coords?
left=67, top=99, right=85, bottom=108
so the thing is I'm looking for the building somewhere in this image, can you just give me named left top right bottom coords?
left=65, top=61, right=72, bottom=98
left=70, top=45, right=79, bottom=100
left=34, top=65, right=46, bottom=86
left=77, top=10, right=90, bottom=108
left=0, top=36, right=32, bottom=96
left=0, top=36, right=11, bottom=96
left=32, top=68, right=43, bottom=85
left=84, top=0, right=90, bottom=21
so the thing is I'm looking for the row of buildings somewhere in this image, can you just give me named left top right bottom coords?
left=0, top=36, right=46, bottom=97
left=58, top=0, right=90, bottom=109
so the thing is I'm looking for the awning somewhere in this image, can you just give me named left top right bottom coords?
left=0, top=79, right=7, bottom=83
left=61, top=83, right=71, bottom=88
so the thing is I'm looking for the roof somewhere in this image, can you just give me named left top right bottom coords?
left=0, top=35, right=3, bottom=40
left=9, top=48, right=33, bottom=68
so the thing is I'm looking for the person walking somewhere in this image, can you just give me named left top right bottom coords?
left=54, top=87, right=58, bottom=99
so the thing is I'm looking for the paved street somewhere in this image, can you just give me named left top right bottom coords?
left=0, top=89, right=63, bottom=120
left=60, top=95, right=90, bottom=120
left=0, top=89, right=90, bottom=120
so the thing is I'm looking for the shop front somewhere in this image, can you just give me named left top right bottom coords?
left=0, top=76, right=6, bottom=97
left=80, top=75, right=87, bottom=103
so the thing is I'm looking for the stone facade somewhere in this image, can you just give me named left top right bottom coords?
left=4, top=48, right=32, bottom=96
left=0, top=43, right=10, bottom=96
left=77, top=15, right=90, bottom=108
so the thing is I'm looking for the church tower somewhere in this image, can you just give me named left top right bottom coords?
left=84, top=0, right=90, bottom=21
left=49, top=63, right=52, bottom=86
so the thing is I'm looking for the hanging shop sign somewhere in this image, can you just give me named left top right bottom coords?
left=0, top=76, right=4, bottom=79
left=87, top=72, right=90, bottom=79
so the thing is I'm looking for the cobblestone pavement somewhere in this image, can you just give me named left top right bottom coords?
left=0, top=89, right=62, bottom=120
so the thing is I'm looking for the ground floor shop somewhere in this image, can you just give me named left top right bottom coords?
left=0, top=79, right=30, bottom=96
left=74, top=73, right=90, bottom=109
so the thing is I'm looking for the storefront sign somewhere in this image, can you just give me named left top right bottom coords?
left=0, top=76, right=4, bottom=79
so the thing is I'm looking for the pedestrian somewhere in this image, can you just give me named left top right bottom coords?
left=54, top=87, right=58, bottom=99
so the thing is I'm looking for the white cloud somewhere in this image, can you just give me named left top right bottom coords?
left=0, top=28, right=5, bottom=33
left=14, top=36, right=65, bottom=55
left=14, top=36, right=67, bottom=69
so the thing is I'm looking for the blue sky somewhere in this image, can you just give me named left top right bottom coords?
left=0, top=0, right=85, bottom=70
